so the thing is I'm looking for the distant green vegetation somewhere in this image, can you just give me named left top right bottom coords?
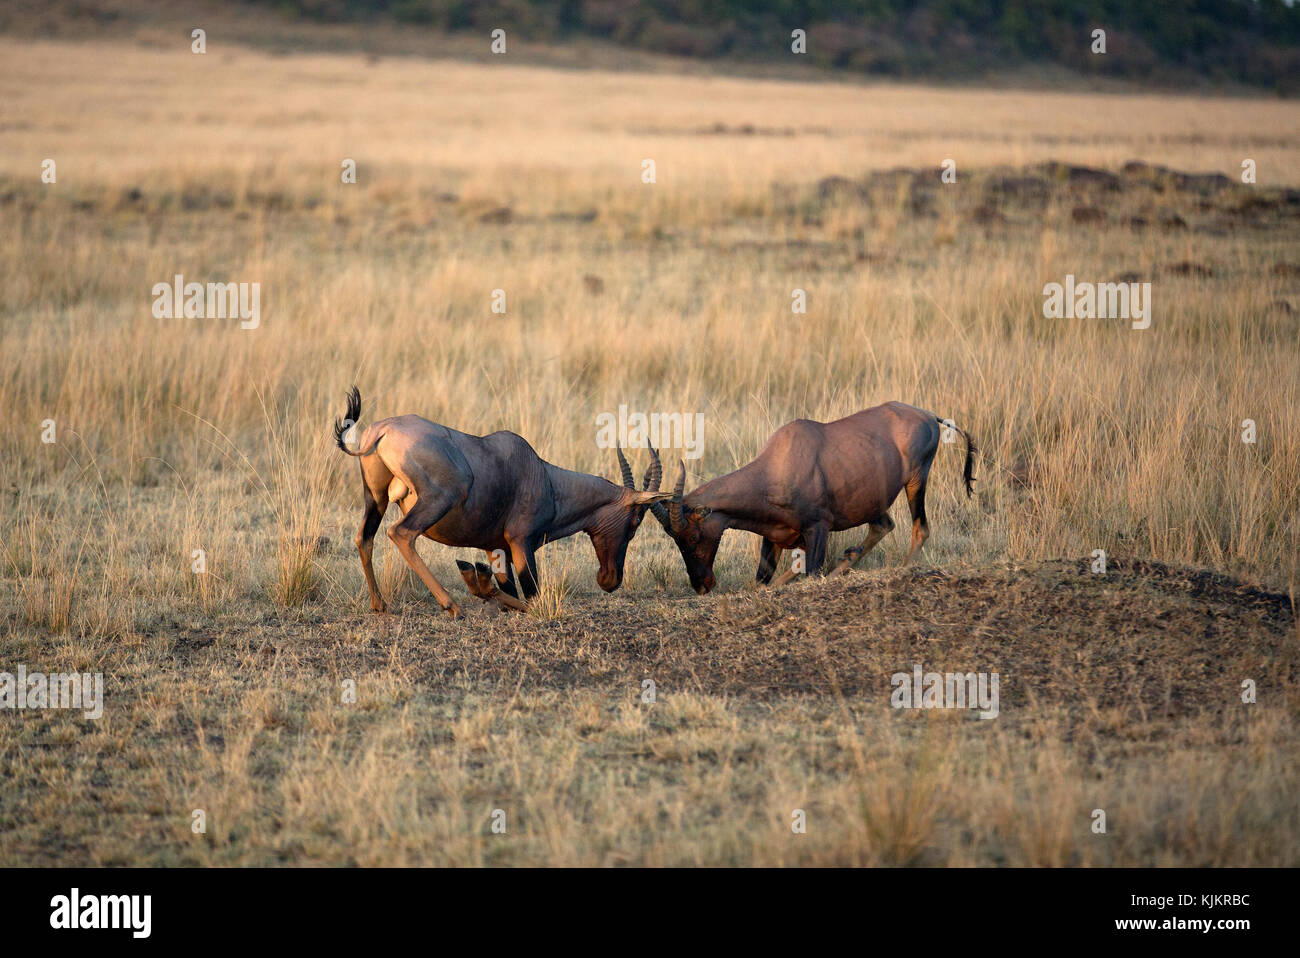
left=266, top=0, right=1300, bottom=90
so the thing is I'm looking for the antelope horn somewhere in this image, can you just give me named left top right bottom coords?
left=644, top=447, right=672, bottom=529
left=643, top=445, right=663, bottom=491
left=615, top=443, right=635, bottom=489
left=667, top=461, right=686, bottom=530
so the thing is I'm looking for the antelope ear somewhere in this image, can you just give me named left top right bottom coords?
left=631, top=490, right=673, bottom=506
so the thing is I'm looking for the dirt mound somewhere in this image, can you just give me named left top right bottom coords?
left=183, top=559, right=1296, bottom=730
left=799, top=161, right=1300, bottom=237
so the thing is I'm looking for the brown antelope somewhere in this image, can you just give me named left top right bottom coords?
left=649, top=402, right=976, bottom=594
left=333, top=388, right=670, bottom=617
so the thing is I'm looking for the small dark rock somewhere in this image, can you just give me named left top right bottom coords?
left=968, top=204, right=1006, bottom=225
left=1165, top=261, right=1213, bottom=278
left=817, top=176, right=866, bottom=201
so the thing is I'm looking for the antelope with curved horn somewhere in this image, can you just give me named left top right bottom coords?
left=649, top=402, right=976, bottom=594
left=333, top=388, right=669, bottom=617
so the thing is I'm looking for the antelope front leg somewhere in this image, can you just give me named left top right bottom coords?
left=487, top=549, right=522, bottom=601
left=504, top=534, right=541, bottom=601
left=456, top=560, right=530, bottom=613
left=756, top=538, right=784, bottom=585
left=831, top=514, right=895, bottom=576
left=772, top=523, right=830, bottom=586
left=772, top=564, right=800, bottom=587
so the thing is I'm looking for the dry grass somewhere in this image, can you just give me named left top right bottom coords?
left=0, top=26, right=1298, bottom=865
left=0, top=559, right=1294, bottom=866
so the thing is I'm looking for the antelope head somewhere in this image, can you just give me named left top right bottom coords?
left=650, top=461, right=721, bottom=595
left=588, top=445, right=672, bottom=592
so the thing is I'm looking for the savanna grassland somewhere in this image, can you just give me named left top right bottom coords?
left=1, top=17, right=1298, bottom=865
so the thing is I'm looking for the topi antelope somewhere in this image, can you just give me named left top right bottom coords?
left=649, top=402, right=976, bottom=594
left=333, top=388, right=670, bottom=618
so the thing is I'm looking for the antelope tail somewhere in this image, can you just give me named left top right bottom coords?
left=937, top=417, right=977, bottom=497
left=334, top=386, right=381, bottom=457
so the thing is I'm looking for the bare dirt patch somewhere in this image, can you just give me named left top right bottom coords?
left=163, top=558, right=1295, bottom=725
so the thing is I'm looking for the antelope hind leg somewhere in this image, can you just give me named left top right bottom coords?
left=356, top=481, right=389, bottom=613
left=388, top=495, right=463, bottom=619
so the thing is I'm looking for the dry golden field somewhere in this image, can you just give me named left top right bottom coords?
left=0, top=24, right=1298, bottom=866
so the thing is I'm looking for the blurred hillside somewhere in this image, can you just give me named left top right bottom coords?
left=270, top=0, right=1300, bottom=91
left=3, top=1, right=1297, bottom=93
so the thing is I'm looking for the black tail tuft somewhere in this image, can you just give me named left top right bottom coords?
left=938, top=416, right=977, bottom=498
left=962, top=430, right=977, bottom=498
left=334, top=386, right=362, bottom=454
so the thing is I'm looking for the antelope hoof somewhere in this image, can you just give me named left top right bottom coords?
left=456, top=560, right=503, bottom=602
left=370, top=600, right=388, bottom=614
left=833, top=547, right=863, bottom=576
left=456, top=560, right=485, bottom=595
left=444, top=602, right=463, bottom=620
